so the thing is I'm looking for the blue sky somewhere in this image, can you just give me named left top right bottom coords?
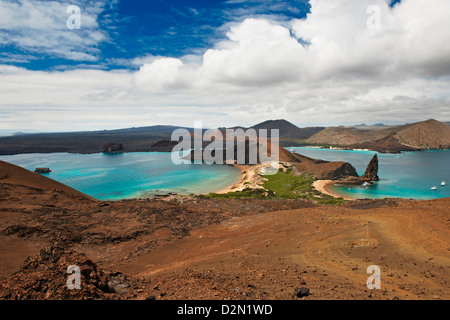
left=1, top=0, right=449, bottom=133
left=1, top=0, right=312, bottom=71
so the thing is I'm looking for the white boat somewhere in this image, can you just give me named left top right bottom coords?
left=431, top=186, right=438, bottom=190
left=441, top=181, right=446, bottom=186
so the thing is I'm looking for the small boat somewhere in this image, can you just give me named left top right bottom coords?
left=290, top=149, right=295, bottom=152
left=431, top=186, right=438, bottom=190
left=362, top=182, right=370, bottom=187
left=441, top=181, right=446, bottom=186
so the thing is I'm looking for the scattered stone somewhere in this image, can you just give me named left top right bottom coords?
left=107, top=272, right=130, bottom=294
left=294, top=287, right=310, bottom=298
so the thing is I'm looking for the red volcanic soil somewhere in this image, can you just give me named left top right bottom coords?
left=0, top=161, right=449, bottom=300
left=0, top=161, right=94, bottom=200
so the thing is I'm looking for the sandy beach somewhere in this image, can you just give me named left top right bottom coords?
left=215, top=163, right=268, bottom=194
left=313, top=180, right=355, bottom=201
left=217, top=166, right=357, bottom=201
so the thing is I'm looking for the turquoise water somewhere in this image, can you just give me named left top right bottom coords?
left=0, top=152, right=241, bottom=201
left=289, top=147, right=450, bottom=200
left=1, top=149, right=448, bottom=201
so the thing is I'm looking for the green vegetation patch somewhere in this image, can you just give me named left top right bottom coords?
left=200, top=169, right=346, bottom=205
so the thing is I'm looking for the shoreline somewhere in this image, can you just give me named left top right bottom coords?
left=211, top=164, right=358, bottom=202
left=212, top=164, right=358, bottom=201
left=215, top=163, right=266, bottom=194
left=313, top=180, right=356, bottom=201
left=2, top=146, right=450, bottom=157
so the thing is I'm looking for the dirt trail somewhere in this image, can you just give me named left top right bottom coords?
left=116, top=199, right=449, bottom=300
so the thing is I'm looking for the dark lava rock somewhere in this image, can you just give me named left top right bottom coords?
left=102, top=143, right=124, bottom=153
left=294, top=287, right=310, bottom=298
left=2, top=225, right=44, bottom=238
left=0, top=246, right=111, bottom=300
left=0, top=246, right=140, bottom=300
left=363, top=153, right=379, bottom=181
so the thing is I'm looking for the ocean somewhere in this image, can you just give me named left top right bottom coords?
left=0, top=152, right=241, bottom=201
left=1, top=149, right=448, bottom=201
left=289, top=147, right=450, bottom=200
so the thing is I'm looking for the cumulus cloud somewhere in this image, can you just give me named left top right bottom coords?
left=0, top=0, right=110, bottom=61
left=134, top=0, right=450, bottom=89
left=1, top=0, right=450, bottom=131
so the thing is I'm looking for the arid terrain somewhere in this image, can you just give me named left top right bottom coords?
left=0, top=161, right=448, bottom=300
left=308, top=119, right=450, bottom=152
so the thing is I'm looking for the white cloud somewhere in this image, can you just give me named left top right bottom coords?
left=134, top=58, right=185, bottom=91
left=1, top=0, right=450, bottom=131
left=133, top=0, right=450, bottom=90
left=0, top=0, right=110, bottom=61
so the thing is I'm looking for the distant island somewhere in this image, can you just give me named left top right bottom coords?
left=0, top=119, right=448, bottom=156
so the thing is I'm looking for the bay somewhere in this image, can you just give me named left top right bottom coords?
left=0, top=152, right=241, bottom=201
left=289, top=147, right=450, bottom=200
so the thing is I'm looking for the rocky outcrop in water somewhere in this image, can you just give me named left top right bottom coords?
left=102, top=143, right=124, bottom=153
left=363, top=154, right=379, bottom=181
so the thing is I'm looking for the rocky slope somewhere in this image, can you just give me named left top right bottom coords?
left=0, top=246, right=130, bottom=300
left=0, top=161, right=94, bottom=201
left=250, top=119, right=324, bottom=140
left=307, top=127, right=372, bottom=146
left=0, top=166, right=448, bottom=300
left=351, top=133, right=418, bottom=153
left=185, top=138, right=360, bottom=180
left=394, top=119, right=450, bottom=149
left=307, top=119, right=450, bottom=151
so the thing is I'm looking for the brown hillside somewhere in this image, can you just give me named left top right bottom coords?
left=185, top=138, right=360, bottom=180
left=259, top=141, right=359, bottom=180
left=0, top=161, right=94, bottom=201
left=308, top=119, right=450, bottom=150
left=395, top=119, right=450, bottom=149
left=250, top=119, right=324, bottom=139
left=306, top=127, right=372, bottom=146
left=1, top=174, right=448, bottom=300
left=351, top=133, right=418, bottom=153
